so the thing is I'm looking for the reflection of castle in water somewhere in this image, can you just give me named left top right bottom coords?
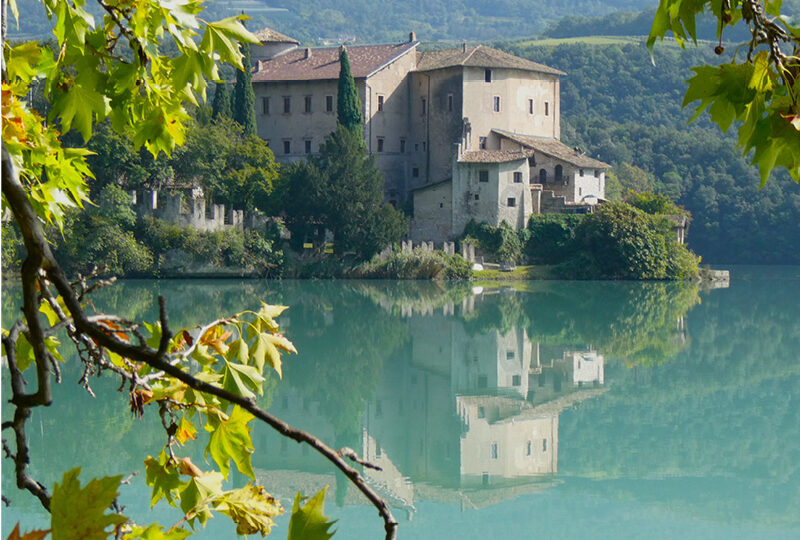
left=254, top=294, right=607, bottom=509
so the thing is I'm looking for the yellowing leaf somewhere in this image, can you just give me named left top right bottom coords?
left=50, top=469, right=126, bottom=540
left=206, top=406, right=256, bottom=480
left=5, top=524, right=50, bottom=540
left=122, top=523, right=190, bottom=540
left=287, top=487, right=337, bottom=540
left=175, top=416, right=197, bottom=445
left=214, top=484, right=284, bottom=537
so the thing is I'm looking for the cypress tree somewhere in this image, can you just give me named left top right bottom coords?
left=337, top=47, right=362, bottom=131
left=211, top=81, right=232, bottom=120
left=232, top=42, right=257, bottom=136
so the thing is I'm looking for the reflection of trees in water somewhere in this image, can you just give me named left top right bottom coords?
left=558, top=274, right=800, bottom=527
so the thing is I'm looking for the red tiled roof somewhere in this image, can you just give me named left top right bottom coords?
left=493, top=130, right=611, bottom=169
left=417, top=45, right=565, bottom=76
left=459, top=149, right=533, bottom=163
left=252, top=41, right=418, bottom=82
left=252, top=27, right=299, bottom=44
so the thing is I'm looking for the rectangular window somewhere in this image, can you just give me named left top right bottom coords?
left=507, top=350, right=515, bottom=359
left=412, top=167, right=419, bottom=178
left=304, top=95, right=312, bottom=113
left=304, top=139, right=312, bottom=154
left=325, top=95, right=334, bottom=112
left=479, top=136, right=487, bottom=150
left=478, top=375, right=487, bottom=387
left=544, top=101, right=549, bottom=116
left=262, top=96, right=270, bottom=115
left=513, top=171, right=522, bottom=183
left=493, top=95, right=501, bottom=112
left=283, top=96, right=291, bottom=114
left=491, top=443, right=498, bottom=459
left=477, top=406, right=485, bottom=419
left=527, top=441, right=532, bottom=456
left=447, top=93, right=454, bottom=112
left=400, top=138, right=406, bottom=153
left=421, top=97, right=427, bottom=115
left=377, top=94, right=384, bottom=112
left=283, top=140, right=291, bottom=154
left=422, top=141, right=426, bottom=152
left=528, top=98, right=534, bottom=114
left=474, top=193, right=479, bottom=200
left=594, top=169, right=600, bottom=178
left=377, top=137, right=384, bottom=152
left=507, top=197, right=516, bottom=207
left=580, top=169, right=585, bottom=176
left=485, top=68, right=492, bottom=83
left=512, top=374, right=521, bottom=386
left=543, top=439, right=547, bottom=452
left=479, top=170, right=489, bottom=183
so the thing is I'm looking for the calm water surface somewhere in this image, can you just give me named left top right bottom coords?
left=2, top=267, right=799, bottom=539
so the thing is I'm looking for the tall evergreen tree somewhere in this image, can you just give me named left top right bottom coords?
left=232, top=43, right=257, bottom=136
left=337, top=47, right=362, bottom=131
left=211, top=81, right=232, bottom=120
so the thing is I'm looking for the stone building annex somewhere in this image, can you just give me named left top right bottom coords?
left=250, top=28, right=610, bottom=244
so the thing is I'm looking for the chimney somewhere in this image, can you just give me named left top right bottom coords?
left=462, top=42, right=467, bottom=53
left=409, top=31, right=416, bottom=42
left=304, top=47, right=311, bottom=59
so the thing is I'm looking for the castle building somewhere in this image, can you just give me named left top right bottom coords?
left=250, top=29, right=610, bottom=243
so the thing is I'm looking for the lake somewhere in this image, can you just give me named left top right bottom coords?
left=2, top=267, right=800, bottom=539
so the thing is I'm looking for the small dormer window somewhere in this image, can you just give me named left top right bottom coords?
left=485, top=69, right=492, bottom=83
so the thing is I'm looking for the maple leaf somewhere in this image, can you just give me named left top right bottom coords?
left=50, top=469, right=127, bottom=540
left=206, top=406, right=256, bottom=480
left=214, top=484, right=284, bottom=536
left=287, top=487, right=337, bottom=540
left=5, top=524, right=50, bottom=540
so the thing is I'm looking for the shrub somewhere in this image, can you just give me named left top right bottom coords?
left=525, top=213, right=584, bottom=264
left=462, top=220, right=523, bottom=263
left=351, top=249, right=472, bottom=280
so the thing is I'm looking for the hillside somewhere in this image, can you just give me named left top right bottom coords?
left=497, top=40, right=800, bottom=264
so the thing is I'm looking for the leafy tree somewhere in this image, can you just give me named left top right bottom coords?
left=211, top=81, right=232, bottom=121
left=648, top=0, right=800, bottom=183
left=1, top=1, right=398, bottom=539
left=337, top=47, right=362, bottom=131
left=626, top=191, right=685, bottom=216
left=284, top=125, right=407, bottom=258
left=232, top=41, right=257, bottom=136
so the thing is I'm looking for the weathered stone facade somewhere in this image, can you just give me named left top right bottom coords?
left=249, top=28, right=611, bottom=242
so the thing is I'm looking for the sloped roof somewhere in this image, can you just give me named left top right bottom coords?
left=417, top=45, right=565, bottom=76
left=252, top=41, right=418, bottom=82
left=252, top=27, right=300, bottom=44
left=493, top=130, right=611, bottom=169
left=459, top=149, right=533, bottom=164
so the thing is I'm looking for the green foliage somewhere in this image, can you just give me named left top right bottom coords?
left=626, top=191, right=685, bottom=216
left=463, top=220, right=524, bottom=263
left=172, top=118, right=279, bottom=213
left=50, top=469, right=126, bottom=540
left=525, top=213, right=584, bottom=264
left=336, top=48, right=362, bottom=131
left=2, top=222, right=26, bottom=273
left=52, top=186, right=155, bottom=276
left=287, top=488, right=337, bottom=540
left=232, top=43, right=257, bottom=136
left=564, top=202, right=698, bottom=280
left=647, top=0, right=800, bottom=183
left=283, top=125, right=407, bottom=259
left=211, top=82, right=232, bottom=121
left=351, top=248, right=472, bottom=279
left=505, top=42, right=800, bottom=263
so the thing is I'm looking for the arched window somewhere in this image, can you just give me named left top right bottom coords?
left=555, top=164, right=563, bottom=182
left=539, top=168, right=547, bottom=183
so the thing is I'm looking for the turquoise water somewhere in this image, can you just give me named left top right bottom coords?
left=2, top=267, right=799, bottom=539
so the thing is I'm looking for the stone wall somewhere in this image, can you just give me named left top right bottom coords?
left=132, top=189, right=244, bottom=232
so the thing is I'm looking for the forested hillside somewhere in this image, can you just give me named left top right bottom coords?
left=499, top=42, right=800, bottom=264
left=11, top=0, right=653, bottom=42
